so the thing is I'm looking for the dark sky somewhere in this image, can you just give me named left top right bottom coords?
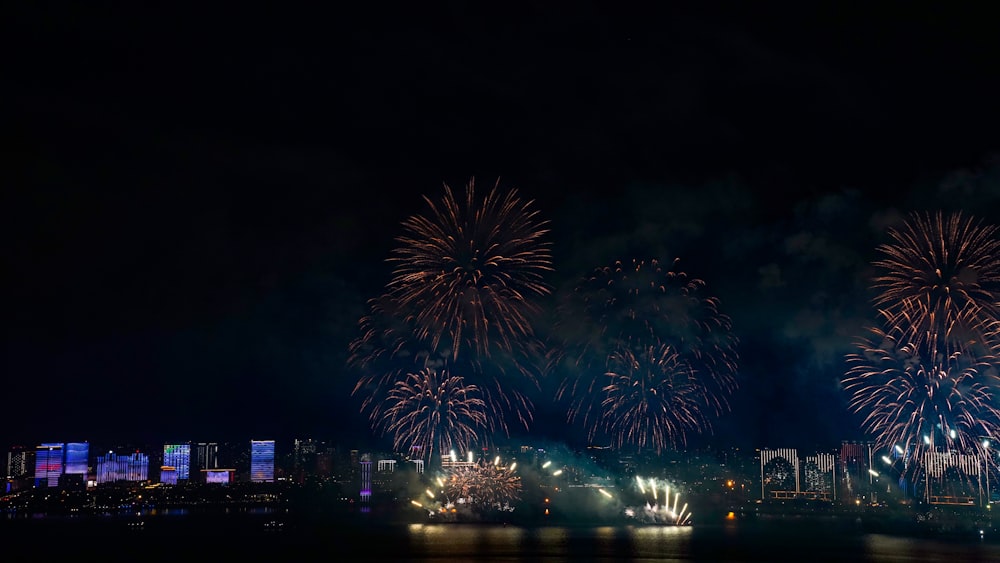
left=5, top=3, right=1000, bottom=454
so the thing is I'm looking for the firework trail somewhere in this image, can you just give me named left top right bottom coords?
left=381, top=368, right=488, bottom=464
left=872, top=211, right=1000, bottom=356
left=548, top=258, right=738, bottom=449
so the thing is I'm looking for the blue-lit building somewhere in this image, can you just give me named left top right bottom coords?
left=34, top=443, right=63, bottom=488
left=64, top=442, right=89, bottom=479
left=250, top=440, right=275, bottom=483
left=162, top=443, right=191, bottom=482
left=96, top=451, right=149, bottom=484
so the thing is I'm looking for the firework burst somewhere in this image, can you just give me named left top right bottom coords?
left=387, top=177, right=553, bottom=360
left=842, top=323, right=1000, bottom=480
left=872, top=211, right=1000, bottom=356
left=845, top=211, right=1000, bottom=484
left=596, top=340, right=719, bottom=453
left=443, top=458, right=522, bottom=513
left=380, top=368, right=488, bottom=464
left=549, top=258, right=738, bottom=449
left=350, top=177, right=553, bottom=436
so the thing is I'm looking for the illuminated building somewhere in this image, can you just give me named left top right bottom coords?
left=293, top=438, right=320, bottom=469
left=202, top=468, right=234, bottom=484
left=839, top=441, right=875, bottom=502
left=34, top=443, right=63, bottom=488
left=162, top=444, right=191, bottom=482
left=64, top=442, right=89, bottom=480
left=923, top=450, right=985, bottom=506
left=441, top=451, right=474, bottom=471
left=196, top=442, right=219, bottom=471
left=6, top=445, right=31, bottom=479
left=250, top=440, right=275, bottom=483
left=160, top=466, right=178, bottom=485
left=291, top=438, right=326, bottom=483
left=360, top=453, right=371, bottom=503
left=96, top=451, right=149, bottom=484
left=6, top=445, right=33, bottom=492
left=758, top=448, right=799, bottom=500
left=802, top=452, right=836, bottom=499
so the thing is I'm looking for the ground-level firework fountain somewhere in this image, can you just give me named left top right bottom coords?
left=623, top=475, right=692, bottom=525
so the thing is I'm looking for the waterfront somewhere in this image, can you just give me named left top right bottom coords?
left=4, top=510, right=1000, bottom=562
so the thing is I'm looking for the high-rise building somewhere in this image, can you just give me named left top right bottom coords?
left=758, top=448, right=800, bottom=499
left=196, top=442, right=219, bottom=470
left=802, top=452, right=836, bottom=500
left=250, top=440, right=275, bottom=483
left=64, top=442, right=89, bottom=479
left=6, top=445, right=34, bottom=492
left=160, top=466, right=178, bottom=485
left=293, top=438, right=320, bottom=469
left=162, top=443, right=191, bottom=482
left=839, top=441, right=875, bottom=502
left=360, top=454, right=371, bottom=504
left=34, top=443, right=64, bottom=488
left=202, top=468, right=233, bottom=484
left=6, top=445, right=31, bottom=479
left=96, top=451, right=149, bottom=484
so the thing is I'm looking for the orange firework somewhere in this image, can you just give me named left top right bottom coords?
left=386, top=177, right=553, bottom=361
left=844, top=210, right=1000, bottom=483
left=872, top=211, right=1000, bottom=356
left=347, top=177, right=553, bottom=439
left=549, top=258, right=738, bottom=450
left=381, top=368, right=487, bottom=464
left=598, top=340, right=721, bottom=454
left=444, top=458, right=522, bottom=510
left=842, top=322, right=1000, bottom=480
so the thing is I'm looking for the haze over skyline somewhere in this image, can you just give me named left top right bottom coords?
left=5, top=4, right=1000, bottom=454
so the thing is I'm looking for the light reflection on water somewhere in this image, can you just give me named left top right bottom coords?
left=398, top=521, right=1000, bottom=562
left=862, top=533, right=1000, bottom=562
left=404, top=523, right=695, bottom=562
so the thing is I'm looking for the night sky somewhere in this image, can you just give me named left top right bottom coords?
left=6, top=4, right=1000, bottom=454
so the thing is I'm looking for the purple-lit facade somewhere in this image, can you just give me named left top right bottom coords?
left=250, top=440, right=275, bottom=483
left=160, top=466, right=177, bottom=485
left=360, top=456, right=371, bottom=503
left=64, top=442, right=89, bottom=480
left=96, top=451, right=149, bottom=484
left=203, top=468, right=233, bottom=484
left=34, top=443, right=63, bottom=488
left=162, top=444, right=191, bottom=482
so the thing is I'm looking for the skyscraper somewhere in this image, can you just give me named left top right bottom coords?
left=162, top=443, right=191, bottom=482
left=96, top=451, right=149, bottom=484
left=34, top=443, right=63, bottom=488
left=250, top=440, right=275, bottom=483
left=6, top=445, right=33, bottom=492
left=5, top=445, right=31, bottom=480
left=196, top=442, right=219, bottom=471
left=64, top=442, right=89, bottom=479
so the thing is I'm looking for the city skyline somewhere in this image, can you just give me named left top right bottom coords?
left=7, top=435, right=993, bottom=509
left=6, top=5, right=1000, bottom=461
